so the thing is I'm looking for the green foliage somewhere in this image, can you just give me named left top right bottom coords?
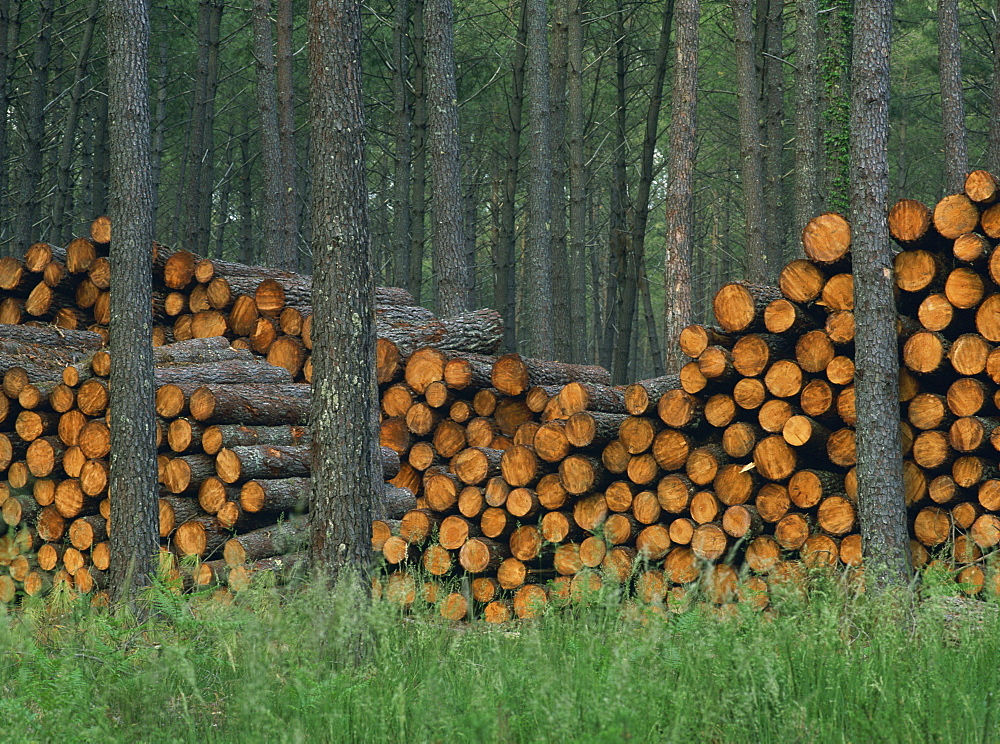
left=0, top=575, right=998, bottom=742
left=820, top=0, right=852, bottom=216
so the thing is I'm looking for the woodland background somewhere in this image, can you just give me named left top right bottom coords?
left=0, top=0, right=990, bottom=381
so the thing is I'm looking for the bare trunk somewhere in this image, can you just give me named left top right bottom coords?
left=550, top=0, right=571, bottom=360
left=731, top=0, right=768, bottom=283
left=276, top=0, right=300, bottom=271
left=567, top=0, right=587, bottom=363
left=391, top=0, right=413, bottom=288
left=107, top=0, right=159, bottom=606
left=793, top=0, right=819, bottom=233
left=664, top=0, right=698, bottom=374
left=850, top=0, right=911, bottom=586
left=990, top=0, right=1000, bottom=174
left=409, top=0, right=427, bottom=301
left=761, top=0, right=786, bottom=271
left=937, top=0, right=967, bottom=193
left=151, top=40, right=169, bottom=226
left=0, top=0, right=11, bottom=252
left=525, top=0, right=554, bottom=358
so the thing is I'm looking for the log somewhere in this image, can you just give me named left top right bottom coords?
left=188, top=384, right=310, bottom=424
left=888, top=198, right=934, bottom=244
left=222, top=515, right=309, bottom=566
left=712, top=283, right=782, bottom=333
left=491, top=353, right=610, bottom=396
left=801, top=212, right=851, bottom=265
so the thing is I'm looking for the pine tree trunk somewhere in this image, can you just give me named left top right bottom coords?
left=184, top=1, right=213, bottom=251
left=15, top=0, right=53, bottom=248
left=850, top=0, right=911, bottom=586
left=107, top=0, right=159, bottom=606
left=239, top=128, right=255, bottom=264
left=794, top=0, right=819, bottom=235
left=51, top=0, right=99, bottom=244
left=0, top=0, right=11, bottom=253
left=495, top=0, right=528, bottom=353
left=990, top=0, right=1000, bottom=174
left=550, top=0, right=571, bottom=361
left=409, top=0, right=427, bottom=302
left=391, top=0, right=413, bottom=289
left=731, top=0, right=768, bottom=283
left=525, top=0, right=554, bottom=358
left=276, top=0, right=300, bottom=271
left=93, top=84, right=110, bottom=218
left=761, top=0, right=786, bottom=271
left=254, top=0, right=290, bottom=270
left=425, top=0, right=469, bottom=316
left=664, top=0, right=698, bottom=374
left=196, top=0, right=224, bottom=256
left=567, top=0, right=588, bottom=363
left=308, top=0, right=382, bottom=579
left=627, top=0, right=675, bottom=379
left=151, top=40, right=169, bottom=227
left=937, top=0, right=967, bottom=193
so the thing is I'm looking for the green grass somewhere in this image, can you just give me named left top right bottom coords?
left=1, top=572, right=999, bottom=743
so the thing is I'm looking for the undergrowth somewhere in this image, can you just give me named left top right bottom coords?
left=0, top=566, right=997, bottom=743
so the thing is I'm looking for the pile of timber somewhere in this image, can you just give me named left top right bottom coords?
left=9, top=171, right=1000, bottom=617
left=0, top=220, right=504, bottom=381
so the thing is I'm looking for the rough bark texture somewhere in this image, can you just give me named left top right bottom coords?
left=937, top=0, right=967, bottom=193
left=107, top=0, right=159, bottom=605
left=275, top=0, right=300, bottom=272
left=549, top=0, right=571, bottom=361
left=524, top=0, right=555, bottom=359
left=254, top=0, right=291, bottom=270
left=794, top=0, right=819, bottom=240
left=760, top=0, right=786, bottom=270
left=731, top=0, right=768, bottom=283
left=566, top=0, right=587, bottom=362
left=308, top=0, right=383, bottom=581
left=391, top=0, right=412, bottom=288
left=990, top=0, right=1000, bottom=174
left=425, top=0, right=470, bottom=316
left=663, top=0, right=698, bottom=375
left=850, top=0, right=912, bottom=585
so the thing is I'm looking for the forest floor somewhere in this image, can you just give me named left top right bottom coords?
left=1, top=566, right=997, bottom=743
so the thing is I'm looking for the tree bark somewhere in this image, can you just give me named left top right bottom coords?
left=793, top=0, right=819, bottom=235
left=14, top=0, right=53, bottom=249
left=425, top=0, right=469, bottom=316
left=308, top=0, right=382, bottom=580
left=937, top=0, right=967, bottom=193
left=664, top=0, right=698, bottom=375
left=760, top=0, right=786, bottom=270
left=51, top=0, right=100, bottom=245
left=731, top=0, right=767, bottom=283
left=495, top=0, right=528, bottom=353
left=151, top=40, right=169, bottom=226
left=254, top=0, right=291, bottom=270
left=0, top=0, right=11, bottom=253
left=524, top=0, right=555, bottom=358
left=990, top=0, right=1000, bottom=174
left=409, top=0, right=427, bottom=302
left=107, top=0, right=159, bottom=606
left=567, top=0, right=587, bottom=362
left=850, top=0, right=911, bottom=586
left=276, top=0, right=300, bottom=272
left=391, top=0, right=412, bottom=288
left=550, top=0, right=570, bottom=360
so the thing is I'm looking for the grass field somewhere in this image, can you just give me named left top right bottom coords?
left=1, top=569, right=998, bottom=743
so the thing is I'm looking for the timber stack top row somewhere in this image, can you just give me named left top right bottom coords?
left=4, top=170, right=1000, bottom=619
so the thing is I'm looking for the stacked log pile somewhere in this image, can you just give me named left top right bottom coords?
left=8, top=171, right=1000, bottom=617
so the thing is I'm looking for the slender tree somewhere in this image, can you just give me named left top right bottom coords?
left=760, top=0, right=785, bottom=270
left=937, top=0, right=967, bottom=193
left=254, top=0, right=291, bottom=269
left=391, top=0, right=413, bottom=288
left=525, top=0, right=554, bottom=357
left=731, top=0, right=768, bottom=283
left=425, top=0, right=469, bottom=316
left=550, top=0, right=571, bottom=360
left=107, top=0, right=158, bottom=607
left=850, top=0, right=911, bottom=586
left=276, top=0, right=300, bottom=270
left=0, top=0, right=12, bottom=250
left=990, top=0, right=1000, bottom=174
left=664, top=0, right=698, bottom=374
left=495, top=0, right=528, bottom=352
left=308, top=0, right=382, bottom=580
left=566, top=0, right=587, bottom=362
left=793, top=0, right=819, bottom=236
left=409, top=0, right=427, bottom=302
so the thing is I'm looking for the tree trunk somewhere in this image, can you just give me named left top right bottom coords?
left=308, top=0, right=382, bottom=580
left=820, top=1, right=851, bottom=213
left=196, top=0, right=224, bottom=256
left=760, top=0, right=786, bottom=271
left=850, top=0, right=911, bottom=586
left=990, top=0, right=1000, bottom=174
left=391, top=0, right=412, bottom=288
left=409, top=0, right=427, bottom=302
left=550, top=0, right=570, bottom=360
left=731, top=0, right=767, bottom=283
left=567, top=0, right=587, bottom=363
left=628, top=0, right=675, bottom=380
left=0, top=0, right=11, bottom=253
left=425, top=0, right=469, bottom=316
left=524, top=0, right=555, bottom=358
left=254, top=0, right=291, bottom=270
left=937, top=0, right=967, bottom=193
left=107, top=0, right=159, bottom=606
left=51, top=0, right=100, bottom=245
left=14, top=0, right=53, bottom=249
left=602, top=0, right=631, bottom=377
left=276, top=0, right=300, bottom=271
left=239, top=128, right=255, bottom=264
left=184, top=1, right=212, bottom=253
left=495, top=0, right=529, bottom=353
left=793, top=0, right=819, bottom=235
left=664, top=0, right=698, bottom=374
